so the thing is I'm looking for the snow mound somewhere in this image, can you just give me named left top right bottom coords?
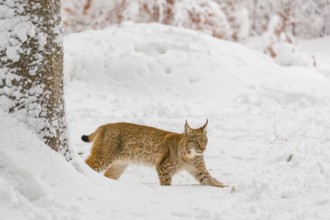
left=64, top=23, right=330, bottom=144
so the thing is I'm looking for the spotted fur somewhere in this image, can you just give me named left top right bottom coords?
left=83, top=120, right=226, bottom=187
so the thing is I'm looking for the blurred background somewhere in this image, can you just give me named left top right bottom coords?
left=62, top=0, right=330, bottom=67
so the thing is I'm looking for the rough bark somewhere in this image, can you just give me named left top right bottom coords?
left=0, top=0, right=71, bottom=160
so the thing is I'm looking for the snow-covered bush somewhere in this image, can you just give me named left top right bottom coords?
left=63, top=0, right=232, bottom=39
left=243, top=0, right=330, bottom=38
left=62, top=0, right=330, bottom=39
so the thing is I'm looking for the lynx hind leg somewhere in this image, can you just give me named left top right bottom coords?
left=85, top=154, right=109, bottom=172
left=104, top=162, right=128, bottom=180
left=85, top=136, right=113, bottom=172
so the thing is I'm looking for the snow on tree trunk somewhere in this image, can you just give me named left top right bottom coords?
left=0, top=0, right=72, bottom=160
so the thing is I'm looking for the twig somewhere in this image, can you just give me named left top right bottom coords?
left=272, top=120, right=279, bottom=143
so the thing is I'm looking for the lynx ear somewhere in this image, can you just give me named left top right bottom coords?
left=185, top=120, right=193, bottom=134
left=201, top=119, right=208, bottom=132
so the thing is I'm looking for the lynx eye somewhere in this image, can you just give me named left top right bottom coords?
left=188, top=140, right=198, bottom=145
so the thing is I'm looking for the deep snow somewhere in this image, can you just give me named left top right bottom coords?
left=1, top=23, right=330, bottom=219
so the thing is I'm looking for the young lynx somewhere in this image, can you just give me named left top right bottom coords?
left=82, top=120, right=226, bottom=187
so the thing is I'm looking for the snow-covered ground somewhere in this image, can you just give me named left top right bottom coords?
left=297, top=37, right=330, bottom=78
left=1, top=23, right=330, bottom=219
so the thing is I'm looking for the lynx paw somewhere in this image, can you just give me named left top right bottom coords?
left=217, top=183, right=229, bottom=188
left=211, top=179, right=228, bottom=188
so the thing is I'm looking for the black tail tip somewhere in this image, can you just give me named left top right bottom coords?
left=81, top=135, right=89, bottom=142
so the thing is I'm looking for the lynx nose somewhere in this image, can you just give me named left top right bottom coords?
left=196, top=147, right=205, bottom=154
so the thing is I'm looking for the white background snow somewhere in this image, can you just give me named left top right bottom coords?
left=1, top=23, right=330, bottom=219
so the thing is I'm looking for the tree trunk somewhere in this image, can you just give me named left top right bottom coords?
left=0, top=0, right=72, bottom=160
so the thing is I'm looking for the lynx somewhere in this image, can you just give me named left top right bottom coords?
left=82, top=120, right=226, bottom=187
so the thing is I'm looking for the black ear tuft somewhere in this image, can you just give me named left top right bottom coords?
left=185, top=120, right=193, bottom=134
left=202, top=119, right=208, bottom=132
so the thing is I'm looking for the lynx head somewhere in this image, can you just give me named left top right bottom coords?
left=184, top=120, right=208, bottom=158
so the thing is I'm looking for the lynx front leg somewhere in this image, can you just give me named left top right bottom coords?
left=187, top=156, right=227, bottom=188
left=156, top=158, right=178, bottom=186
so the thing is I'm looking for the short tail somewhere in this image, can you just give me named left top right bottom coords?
left=81, top=130, right=98, bottom=143
left=81, top=135, right=90, bottom=142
